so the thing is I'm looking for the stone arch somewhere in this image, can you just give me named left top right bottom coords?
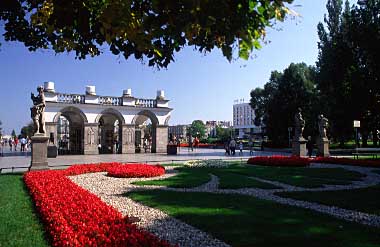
left=131, top=110, right=159, bottom=125
left=53, top=106, right=88, bottom=123
left=53, top=106, right=87, bottom=155
left=164, top=115, right=171, bottom=126
left=96, top=108, right=125, bottom=154
left=94, top=108, right=125, bottom=124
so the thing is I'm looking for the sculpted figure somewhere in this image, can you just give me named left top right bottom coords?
left=294, top=108, right=305, bottom=139
left=30, top=86, right=46, bottom=135
left=318, top=114, right=329, bottom=139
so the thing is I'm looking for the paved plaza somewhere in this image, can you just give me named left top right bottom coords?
left=0, top=148, right=287, bottom=173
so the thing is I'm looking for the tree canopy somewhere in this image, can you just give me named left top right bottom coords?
left=250, top=63, right=317, bottom=146
left=0, top=0, right=294, bottom=68
left=188, top=120, right=206, bottom=138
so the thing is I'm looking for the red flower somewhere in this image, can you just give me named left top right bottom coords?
left=107, top=164, right=165, bottom=178
left=247, top=156, right=311, bottom=167
left=24, top=163, right=173, bottom=247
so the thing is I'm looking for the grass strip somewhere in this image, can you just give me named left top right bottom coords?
left=276, top=185, right=380, bottom=215
left=127, top=190, right=380, bottom=247
left=0, top=174, right=48, bottom=247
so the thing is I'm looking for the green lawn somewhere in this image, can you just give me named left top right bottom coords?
left=134, top=165, right=365, bottom=189
left=230, top=165, right=364, bottom=188
left=133, top=167, right=211, bottom=188
left=0, top=174, right=48, bottom=247
left=127, top=190, right=380, bottom=247
left=276, top=185, right=380, bottom=215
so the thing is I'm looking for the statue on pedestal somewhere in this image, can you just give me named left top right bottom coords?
left=294, top=108, right=305, bottom=140
left=318, top=114, right=329, bottom=139
left=30, top=86, right=46, bottom=135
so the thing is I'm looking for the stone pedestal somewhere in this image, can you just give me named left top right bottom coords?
left=317, top=138, right=330, bottom=157
left=84, top=123, right=99, bottom=155
left=155, top=125, right=168, bottom=153
left=292, top=137, right=307, bottom=157
left=122, top=124, right=135, bottom=154
left=30, top=134, right=49, bottom=170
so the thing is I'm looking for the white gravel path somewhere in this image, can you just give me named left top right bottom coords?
left=69, top=164, right=380, bottom=247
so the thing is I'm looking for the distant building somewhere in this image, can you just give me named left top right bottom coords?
left=205, top=121, right=232, bottom=137
left=233, top=100, right=262, bottom=139
left=168, top=125, right=189, bottom=141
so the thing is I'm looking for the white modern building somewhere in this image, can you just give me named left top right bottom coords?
left=233, top=100, right=262, bottom=139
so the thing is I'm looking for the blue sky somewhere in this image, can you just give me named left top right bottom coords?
left=0, top=0, right=356, bottom=135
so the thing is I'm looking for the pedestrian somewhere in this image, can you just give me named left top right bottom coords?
left=188, top=135, right=194, bottom=152
left=224, top=140, right=230, bottom=155
left=8, top=138, right=13, bottom=151
left=20, top=137, right=27, bottom=152
left=193, top=136, right=199, bottom=151
left=14, top=137, right=19, bottom=151
left=239, top=141, right=243, bottom=155
left=98, top=143, right=102, bottom=154
left=248, top=138, right=254, bottom=155
left=306, top=136, right=313, bottom=158
left=229, top=139, right=237, bottom=155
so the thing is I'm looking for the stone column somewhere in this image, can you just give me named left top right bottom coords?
left=122, top=124, right=135, bottom=153
left=292, top=137, right=307, bottom=157
left=155, top=125, right=168, bottom=153
left=317, top=138, right=330, bottom=157
left=30, top=134, right=49, bottom=170
left=84, top=123, right=99, bottom=155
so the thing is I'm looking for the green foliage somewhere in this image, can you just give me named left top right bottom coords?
left=0, top=0, right=294, bottom=68
left=188, top=120, right=206, bottom=139
left=250, top=63, right=318, bottom=146
left=316, top=0, right=380, bottom=146
left=11, top=129, right=16, bottom=138
left=20, top=122, right=34, bottom=138
left=215, top=126, right=233, bottom=142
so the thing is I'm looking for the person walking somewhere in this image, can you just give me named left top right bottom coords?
left=8, top=138, right=13, bottom=151
left=14, top=137, right=19, bottom=151
left=248, top=138, right=254, bottom=155
left=229, top=139, right=237, bottom=155
left=224, top=140, right=230, bottom=155
left=239, top=141, right=243, bottom=155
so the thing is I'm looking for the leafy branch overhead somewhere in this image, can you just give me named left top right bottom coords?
left=0, top=0, right=294, bottom=68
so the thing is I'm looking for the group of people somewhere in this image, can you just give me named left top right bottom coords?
left=224, top=139, right=247, bottom=156
left=0, top=136, right=31, bottom=152
left=187, top=135, right=199, bottom=151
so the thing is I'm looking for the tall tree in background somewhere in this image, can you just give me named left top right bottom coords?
left=316, top=0, right=356, bottom=146
left=0, top=0, right=294, bottom=68
left=188, top=120, right=206, bottom=139
left=250, top=63, right=317, bottom=146
left=316, top=0, right=380, bottom=146
left=11, top=129, right=16, bottom=138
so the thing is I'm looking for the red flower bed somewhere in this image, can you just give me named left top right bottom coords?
left=247, top=156, right=311, bottom=167
left=24, top=167, right=173, bottom=247
left=107, top=164, right=165, bottom=178
left=313, top=157, right=380, bottom=168
left=64, top=162, right=122, bottom=175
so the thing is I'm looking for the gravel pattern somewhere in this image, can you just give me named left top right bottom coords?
left=69, top=163, right=380, bottom=247
left=69, top=167, right=230, bottom=247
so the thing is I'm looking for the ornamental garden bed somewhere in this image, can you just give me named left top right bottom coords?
left=23, top=163, right=171, bottom=247
left=247, top=155, right=311, bottom=167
